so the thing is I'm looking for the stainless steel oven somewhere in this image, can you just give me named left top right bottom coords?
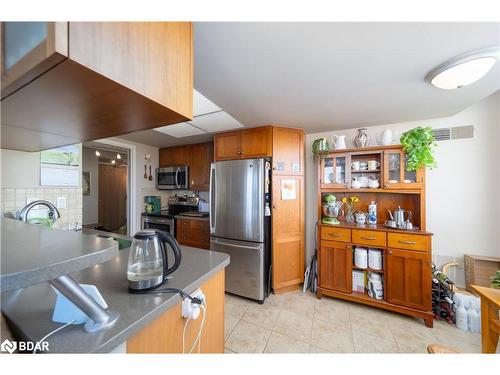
left=156, top=166, right=189, bottom=190
left=141, top=215, right=175, bottom=235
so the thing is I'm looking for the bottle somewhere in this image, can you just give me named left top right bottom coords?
left=368, top=201, right=377, bottom=224
left=455, top=298, right=468, bottom=331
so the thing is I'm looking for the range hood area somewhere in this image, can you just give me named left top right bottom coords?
left=1, top=22, right=193, bottom=151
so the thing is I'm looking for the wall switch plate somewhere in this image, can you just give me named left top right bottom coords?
left=56, top=197, right=67, bottom=209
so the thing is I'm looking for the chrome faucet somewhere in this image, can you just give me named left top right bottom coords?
left=19, top=200, right=61, bottom=222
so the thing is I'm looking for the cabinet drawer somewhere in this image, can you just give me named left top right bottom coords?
left=388, top=233, right=430, bottom=252
left=321, top=227, right=351, bottom=243
left=352, top=229, right=386, bottom=247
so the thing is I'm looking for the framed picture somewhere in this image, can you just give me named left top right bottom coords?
left=82, top=171, right=91, bottom=196
left=40, top=145, right=80, bottom=186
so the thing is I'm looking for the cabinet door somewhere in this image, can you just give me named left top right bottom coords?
left=320, top=154, right=351, bottom=189
left=159, top=146, right=189, bottom=167
left=1, top=22, right=68, bottom=98
left=272, top=175, right=304, bottom=291
left=386, top=248, right=431, bottom=311
left=240, top=127, right=272, bottom=159
left=272, top=127, right=304, bottom=175
left=383, top=150, right=423, bottom=190
left=319, top=241, right=352, bottom=293
left=188, top=142, right=213, bottom=190
left=214, top=131, right=241, bottom=161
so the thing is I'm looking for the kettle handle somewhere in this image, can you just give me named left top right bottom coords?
left=156, top=230, right=182, bottom=279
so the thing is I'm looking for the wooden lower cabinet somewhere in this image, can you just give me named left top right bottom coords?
left=319, top=240, right=352, bottom=293
left=127, top=270, right=225, bottom=353
left=176, top=219, right=210, bottom=249
left=386, top=248, right=432, bottom=311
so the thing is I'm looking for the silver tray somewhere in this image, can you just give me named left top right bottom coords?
left=383, top=224, right=420, bottom=231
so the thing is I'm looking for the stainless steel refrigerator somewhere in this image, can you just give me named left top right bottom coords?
left=209, top=158, right=271, bottom=303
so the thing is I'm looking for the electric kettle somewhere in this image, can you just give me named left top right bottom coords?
left=127, top=230, right=182, bottom=291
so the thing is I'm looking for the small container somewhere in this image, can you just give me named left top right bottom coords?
left=368, top=249, right=383, bottom=270
left=368, top=201, right=377, bottom=224
left=354, top=247, right=368, bottom=269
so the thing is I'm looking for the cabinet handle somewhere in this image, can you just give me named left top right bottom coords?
left=388, top=250, right=392, bottom=255
left=183, top=236, right=187, bottom=240
left=346, top=244, right=352, bottom=249
left=384, top=184, right=390, bottom=188
left=329, top=233, right=341, bottom=237
left=361, top=236, right=377, bottom=240
left=398, top=240, right=417, bottom=245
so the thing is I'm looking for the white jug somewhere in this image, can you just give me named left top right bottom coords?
left=380, top=129, right=393, bottom=146
left=332, top=135, right=347, bottom=150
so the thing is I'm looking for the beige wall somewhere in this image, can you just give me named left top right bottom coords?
left=305, top=91, right=500, bottom=287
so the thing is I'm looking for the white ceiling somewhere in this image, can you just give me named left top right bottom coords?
left=120, top=22, right=500, bottom=147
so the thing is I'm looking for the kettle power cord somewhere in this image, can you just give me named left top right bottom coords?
left=129, top=287, right=203, bottom=305
left=182, top=300, right=206, bottom=354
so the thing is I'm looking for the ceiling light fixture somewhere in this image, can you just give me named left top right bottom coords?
left=116, top=153, right=122, bottom=159
left=426, top=46, right=500, bottom=90
left=95, top=150, right=101, bottom=157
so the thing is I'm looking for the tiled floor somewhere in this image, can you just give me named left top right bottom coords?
left=223, top=290, right=483, bottom=354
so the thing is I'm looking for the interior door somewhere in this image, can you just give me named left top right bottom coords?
left=98, top=164, right=127, bottom=232
left=212, top=159, right=264, bottom=242
left=319, top=240, right=352, bottom=293
left=386, top=248, right=431, bottom=311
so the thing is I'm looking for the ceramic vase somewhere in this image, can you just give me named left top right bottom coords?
left=354, top=128, right=370, bottom=148
left=332, top=135, right=347, bottom=150
left=345, top=206, right=355, bottom=223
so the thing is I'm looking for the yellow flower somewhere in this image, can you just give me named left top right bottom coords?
left=342, top=197, right=347, bottom=203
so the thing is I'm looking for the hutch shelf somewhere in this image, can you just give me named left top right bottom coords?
left=316, top=145, right=434, bottom=327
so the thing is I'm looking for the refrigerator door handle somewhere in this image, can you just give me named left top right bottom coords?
left=209, top=163, right=216, bottom=234
left=211, top=238, right=262, bottom=250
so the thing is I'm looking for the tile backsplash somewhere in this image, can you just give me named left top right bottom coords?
left=0, top=187, right=82, bottom=229
left=140, top=189, right=209, bottom=212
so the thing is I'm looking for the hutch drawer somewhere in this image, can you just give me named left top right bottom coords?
left=352, top=229, right=386, bottom=247
left=321, top=226, right=351, bottom=243
left=387, top=233, right=430, bottom=252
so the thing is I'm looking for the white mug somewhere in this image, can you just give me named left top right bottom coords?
left=368, top=161, right=380, bottom=170
left=351, top=161, right=360, bottom=171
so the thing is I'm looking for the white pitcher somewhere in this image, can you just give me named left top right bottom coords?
left=380, top=128, right=393, bottom=146
left=332, top=135, right=346, bottom=150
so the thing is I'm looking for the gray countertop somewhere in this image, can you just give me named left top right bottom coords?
left=1, top=243, right=229, bottom=353
left=0, top=218, right=119, bottom=293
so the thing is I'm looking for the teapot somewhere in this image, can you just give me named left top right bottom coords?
left=351, top=177, right=362, bottom=189
left=388, top=206, right=412, bottom=229
left=355, top=211, right=367, bottom=225
left=368, top=176, right=380, bottom=189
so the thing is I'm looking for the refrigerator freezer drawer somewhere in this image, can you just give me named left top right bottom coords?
left=210, top=237, right=265, bottom=301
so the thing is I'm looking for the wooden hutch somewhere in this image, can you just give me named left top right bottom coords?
left=316, top=145, right=434, bottom=327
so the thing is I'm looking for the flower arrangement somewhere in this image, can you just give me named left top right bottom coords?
left=342, top=196, right=359, bottom=223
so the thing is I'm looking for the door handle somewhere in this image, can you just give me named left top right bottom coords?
left=361, top=236, right=377, bottom=240
left=175, top=168, right=180, bottom=188
left=398, top=240, right=417, bottom=245
left=329, top=233, right=341, bottom=237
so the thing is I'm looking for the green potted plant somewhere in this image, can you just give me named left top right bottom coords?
left=400, top=126, right=437, bottom=171
left=491, top=270, right=500, bottom=289
left=312, top=138, right=330, bottom=161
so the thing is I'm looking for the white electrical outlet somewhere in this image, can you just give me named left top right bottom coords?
left=182, top=289, right=205, bottom=319
left=56, top=197, right=67, bottom=209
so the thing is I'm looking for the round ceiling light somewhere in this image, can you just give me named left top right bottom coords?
left=426, top=46, right=499, bottom=90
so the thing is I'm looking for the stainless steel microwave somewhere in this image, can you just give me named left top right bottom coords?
left=156, top=166, right=189, bottom=190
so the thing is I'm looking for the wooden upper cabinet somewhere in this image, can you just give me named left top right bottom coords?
left=272, top=127, right=304, bottom=175
left=386, top=248, right=431, bottom=311
left=383, top=148, right=424, bottom=190
left=1, top=22, right=193, bottom=151
left=159, top=146, right=189, bottom=167
left=214, top=126, right=272, bottom=161
left=214, top=131, right=241, bottom=161
left=188, top=142, right=213, bottom=190
left=1, top=22, right=68, bottom=98
left=159, top=142, right=213, bottom=191
left=240, top=127, right=272, bottom=159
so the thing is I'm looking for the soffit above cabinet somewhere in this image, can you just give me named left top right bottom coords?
left=1, top=22, right=193, bottom=152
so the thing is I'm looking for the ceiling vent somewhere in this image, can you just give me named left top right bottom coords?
left=432, top=125, right=474, bottom=142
